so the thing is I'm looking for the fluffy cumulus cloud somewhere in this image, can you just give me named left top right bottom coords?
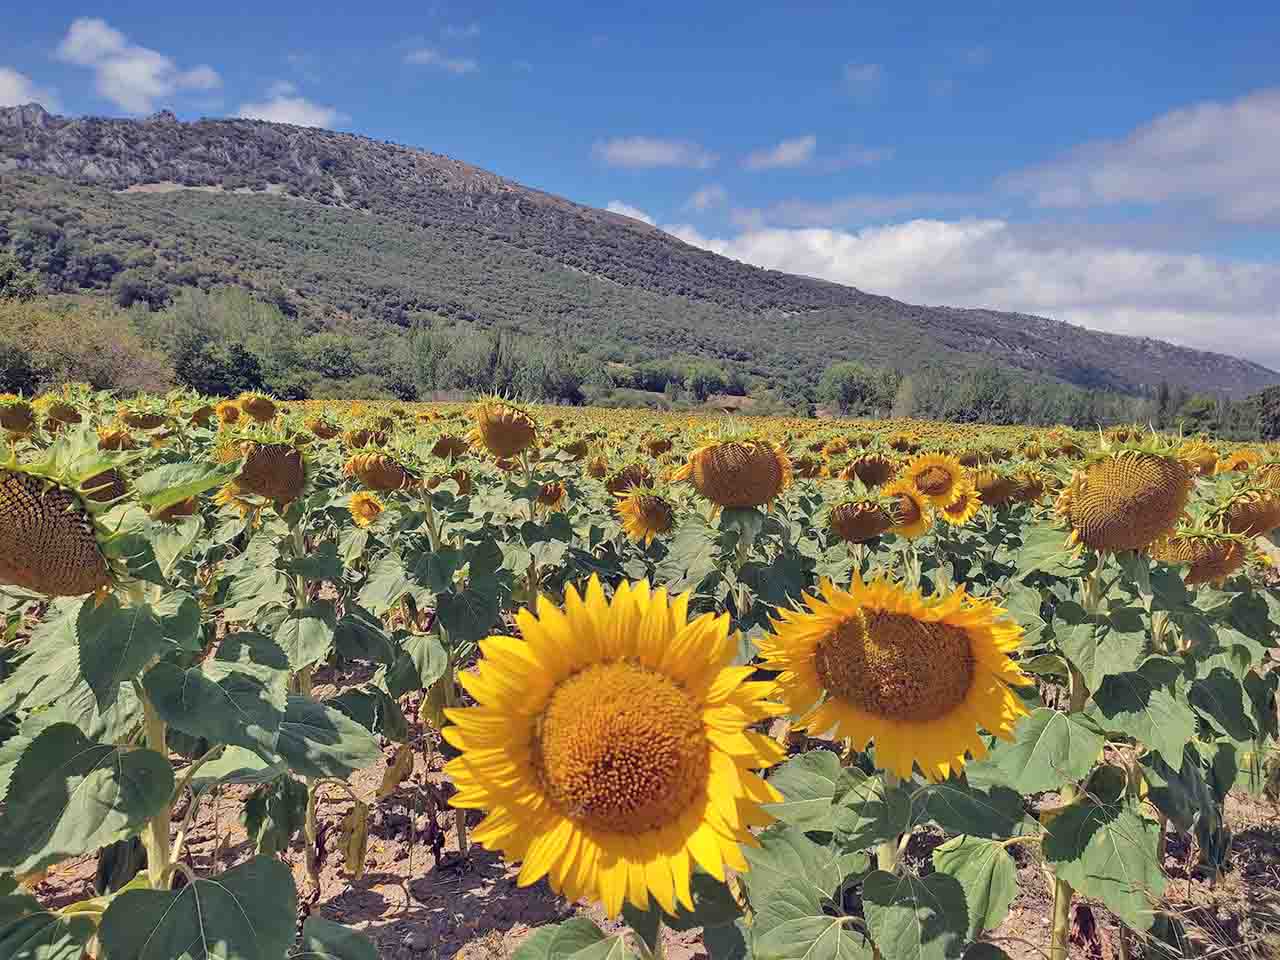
left=593, top=137, right=717, bottom=170
left=1006, top=87, right=1280, bottom=224
left=744, top=135, right=817, bottom=170
left=237, top=95, right=346, bottom=128
left=605, top=201, right=655, bottom=225
left=0, top=67, right=62, bottom=112
left=661, top=218, right=1280, bottom=370
left=55, top=17, right=221, bottom=114
left=404, top=48, right=478, bottom=74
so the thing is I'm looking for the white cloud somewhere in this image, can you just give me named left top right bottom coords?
left=592, top=137, right=718, bottom=170
left=744, top=135, right=817, bottom=171
left=266, top=80, right=298, bottom=98
left=55, top=17, right=221, bottom=114
left=237, top=95, right=346, bottom=128
left=0, top=67, right=62, bottom=112
left=662, top=218, right=1280, bottom=370
left=404, top=48, right=478, bottom=74
left=606, top=201, right=655, bottom=225
left=843, top=63, right=883, bottom=101
left=443, top=23, right=481, bottom=39
left=1006, top=87, right=1280, bottom=224
left=685, top=184, right=728, bottom=212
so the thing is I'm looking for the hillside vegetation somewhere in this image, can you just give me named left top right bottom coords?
left=2, top=104, right=1276, bottom=404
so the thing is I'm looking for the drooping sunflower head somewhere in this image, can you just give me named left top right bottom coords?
left=215, top=400, right=241, bottom=426
left=1011, top=468, right=1053, bottom=505
left=431, top=433, right=471, bottom=461
left=821, top=437, right=850, bottom=458
left=0, top=395, right=36, bottom=436
left=759, top=575, right=1029, bottom=781
left=1178, top=439, right=1220, bottom=476
left=442, top=577, right=785, bottom=917
left=153, top=496, right=200, bottom=524
left=605, top=461, right=655, bottom=496
left=1215, top=448, right=1263, bottom=475
left=343, top=451, right=416, bottom=492
left=843, top=451, right=898, bottom=488
left=888, top=432, right=919, bottom=454
left=536, top=480, right=568, bottom=509
left=615, top=486, right=675, bottom=545
left=882, top=476, right=932, bottom=539
left=236, top=392, right=278, bottom=424
left=585, top=454, right=609, bottom=479
left=32, top=395, right=82, bottom=432
left=1210, top=484, right=1280, bottom=538
left=1055, top=445, right=1193, bottom=554
left=560, top=436, right=590, bottom=461
left=305, top=416, right=342, bottom=440
left=470, top=397, right=537, bottom=459
left=1255, top=461, right=1280, bottom=493
left=96, top=423, right=137, bottom=452
left=972, top=468, right=1017, bottom=508
left=115, top=402, right=167, bottom=431
left=939, top=477, right=982, bottom=526
left=1151, top=528, right=1252, bottom=586
left=674, top=438, right=792, bottom=510
left=220, top=436, right=309, bottom=506
left=827, top=497, right=893, bottom=543
left=0, top=448, right=124, bottom=598
left=82, top=468, right=128, bottom=503
left=349, top=491, right=385, bottom=528
left=903, top=452, right=966, bottom=508
left=642, top=436, right=674, bottom=458
left=427, top=467, right=474, bottom=496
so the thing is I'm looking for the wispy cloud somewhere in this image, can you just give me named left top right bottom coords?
left=685, top=184, right=728, bottom=212
left=405, top=47, right=479, bottom=74
left=843, top=63, right=883, bottom=102
left=744, top=135, right=817, bottom=170
left=0, top=66, right=62, bottom=112
left=593, top=136, right=718, bottom=170
left=1005, top=86, right=1280, bottom=225
left=606, top=201, right=655, bottom=225
left=443, top=23, right=481, bottom=40
left=816, top=144, right=895, bottom=172
left=238, top=93, right=346, bottom=128
left=55, top=17, right=221, bottom=114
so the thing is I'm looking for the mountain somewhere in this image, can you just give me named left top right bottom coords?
left=1, top=103, right=1275, bottom=398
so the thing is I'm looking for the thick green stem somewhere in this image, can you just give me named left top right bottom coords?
left=1048, top=667, right=1088, bottom=960
left=142, top=697, right=173, bottom=889
left=876, top=771, right=902, bottom=875
left=304, top=776, right=320, bottom=891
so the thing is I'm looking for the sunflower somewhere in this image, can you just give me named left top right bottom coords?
left=759, top=576, right=1029, bottom=780
left=470, top=398, right=537, bottom=459
left=153, top=497, right=199, bottom=524
left=882, top=477, right=932, bottom=539
left=432, top=434, right=471, bottom=460
left=237, top=392, right=277, bottom=424
left=349, top=491, right=385, bottom=528
left=0, top=396, right=36, bottom=436
left=903, top=453, right=965, bottom=508
left=972, top=469, right=1016, bottom=508
left=1178, top=440, right=1219, bottom=476
left=1151, top=530, right=1250, bottom=586
left=674, top=439, right=791, bottom=511
left=845, top=453, right=897, bottom=488
left=605, top=463, right=655, bottom=496
left=442, top=578, right=785, bottom=917
left=939, top=479, right=982, bottom=526
left=1216, top=448, right=1262, bottom=474
left=215, top=400, right=241, bottom=425
left=1055, top=449, right=1192, bottom=553
left=344, top=452, right=415, bottom=492
left=1215, top=488, right=1280, bottom=537
left=615, top=490, right=675, bottom=545
left=829, top=500, right=892, bottom=543
left=536, top=481, right=568, bottom=509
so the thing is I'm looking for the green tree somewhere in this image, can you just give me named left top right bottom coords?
left=0, top=251, right=39, bottom=302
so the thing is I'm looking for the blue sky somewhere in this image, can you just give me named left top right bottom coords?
left=4, top=3, right=1280, bottom=369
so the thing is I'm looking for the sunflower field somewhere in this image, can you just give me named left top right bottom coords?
left=1, top=386, right=1279, bottom=960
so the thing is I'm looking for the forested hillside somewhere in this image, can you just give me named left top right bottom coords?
left=1, top=103, right=1277, bottom=403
